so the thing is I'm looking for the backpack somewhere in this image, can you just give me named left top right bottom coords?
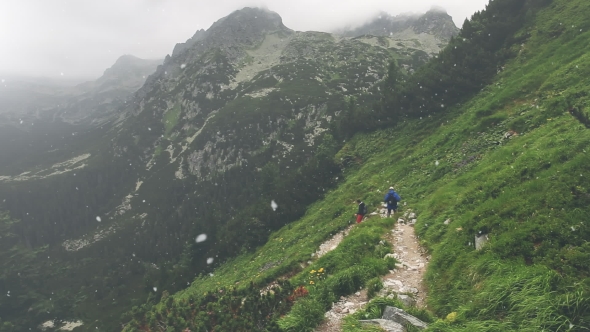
left=387, top=193, right=395, bottom=205
left=387, top=192, right=401, bottom=205
left=362, top=203, right=368, bottom=215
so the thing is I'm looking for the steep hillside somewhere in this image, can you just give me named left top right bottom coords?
left=0, top=7, right=450, bottom=332
left=121, top=0, right=590, bottom=331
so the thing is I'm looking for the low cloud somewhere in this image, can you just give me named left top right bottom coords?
left=0, top=0, right=488, bottom=79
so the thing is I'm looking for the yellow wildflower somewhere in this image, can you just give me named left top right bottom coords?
left=309, top=281, right=315, bottom=285
left=318, top=268, right=324, bottom=273
left=446, top=312, right=458, bottom=323
left=310, top=270, right=316, bottom=274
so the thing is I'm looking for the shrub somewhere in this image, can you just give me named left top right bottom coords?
left=366, top=277, right=383, bottom=299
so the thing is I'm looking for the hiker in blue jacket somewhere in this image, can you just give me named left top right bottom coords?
left=384, top=187, right=401, bottom=217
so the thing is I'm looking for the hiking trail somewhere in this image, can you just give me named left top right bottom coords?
left=314, top=206, right=429, bottom=332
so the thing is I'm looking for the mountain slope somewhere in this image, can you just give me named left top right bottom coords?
left=122, top=0, right=590, bottom=331
left=0, top=7, right=451, bottom=332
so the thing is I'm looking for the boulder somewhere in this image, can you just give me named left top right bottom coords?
left=475, top=233, right=489, bottom=250
left=398, top=294, right=416, bottom=307
left=382, top=306, right=428, bottom=330
left=360, top=319, right=404, bottom=332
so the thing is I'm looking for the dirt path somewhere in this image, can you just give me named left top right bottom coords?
left=314, top=208, right=429, bottom=332
left=315, top=225, right=354, bottom=259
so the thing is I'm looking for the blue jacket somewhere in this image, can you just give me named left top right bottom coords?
left=384, top=190, right=400, bottom=208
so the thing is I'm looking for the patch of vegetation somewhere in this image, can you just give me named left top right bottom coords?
left=163, top=103, right=181, bottom=138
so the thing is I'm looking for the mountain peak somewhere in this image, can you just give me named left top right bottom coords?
left=207, top=7, right=290, bottom=40
left=336, top=8, right=458, bottom=41
left=427, top=6, right=448, bottom=14
left=413, top=8, right=458, bottom=39
left=172, top=7, right=291, bottom=58
left=110, top=55, right=160, bottom=70
left=94, top=55, right=161, bottom=92
left=114, top=54, right=141, bottom=64
left=214, top=7, right=284, bottom=27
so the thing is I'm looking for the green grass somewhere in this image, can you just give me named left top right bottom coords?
left=126, top=0, right=590, bottom=330
left=163, top=102, right=181, bottom=138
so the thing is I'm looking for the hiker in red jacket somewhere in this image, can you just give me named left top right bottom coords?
left=355, top=199, right=367, bottom=223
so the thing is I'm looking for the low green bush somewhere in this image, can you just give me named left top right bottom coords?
left=366, top=277, right=383, bottom=299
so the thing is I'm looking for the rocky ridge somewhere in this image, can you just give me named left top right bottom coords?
left=336, top=8, right=459, bottom=55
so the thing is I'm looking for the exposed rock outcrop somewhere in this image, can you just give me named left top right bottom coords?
left=336, top=8, right=459, bottom=41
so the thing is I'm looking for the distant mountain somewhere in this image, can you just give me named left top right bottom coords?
left=0, top=55, right=162, bottom=126
left=336, top=8, right=459, bottom=49
left=57, top=55, right=162, bottom=124
left=76, top=55, right=162, bottom=95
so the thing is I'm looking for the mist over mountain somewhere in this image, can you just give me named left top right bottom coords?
left=0, top=55, right=161, bottom=127
left=336, top=8, right=459, bottom=41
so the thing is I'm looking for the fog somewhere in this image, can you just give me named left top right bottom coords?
left=0, top=0, right=489, bottom=80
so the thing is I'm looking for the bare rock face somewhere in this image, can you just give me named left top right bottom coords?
left=169, top=7, right=293, bottom=63
left=412, top=8, right=460, bottom=40
left=397, top=294, right=416, bottom=307
left=336, top=8, right=459, bottom=41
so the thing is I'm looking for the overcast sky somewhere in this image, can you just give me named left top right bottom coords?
left=0, top=0, right=489, bottom=80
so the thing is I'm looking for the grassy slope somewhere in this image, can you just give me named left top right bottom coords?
left=343, top=0, right=590, bottom=330
left=126, top=0, right=590, bottom=331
